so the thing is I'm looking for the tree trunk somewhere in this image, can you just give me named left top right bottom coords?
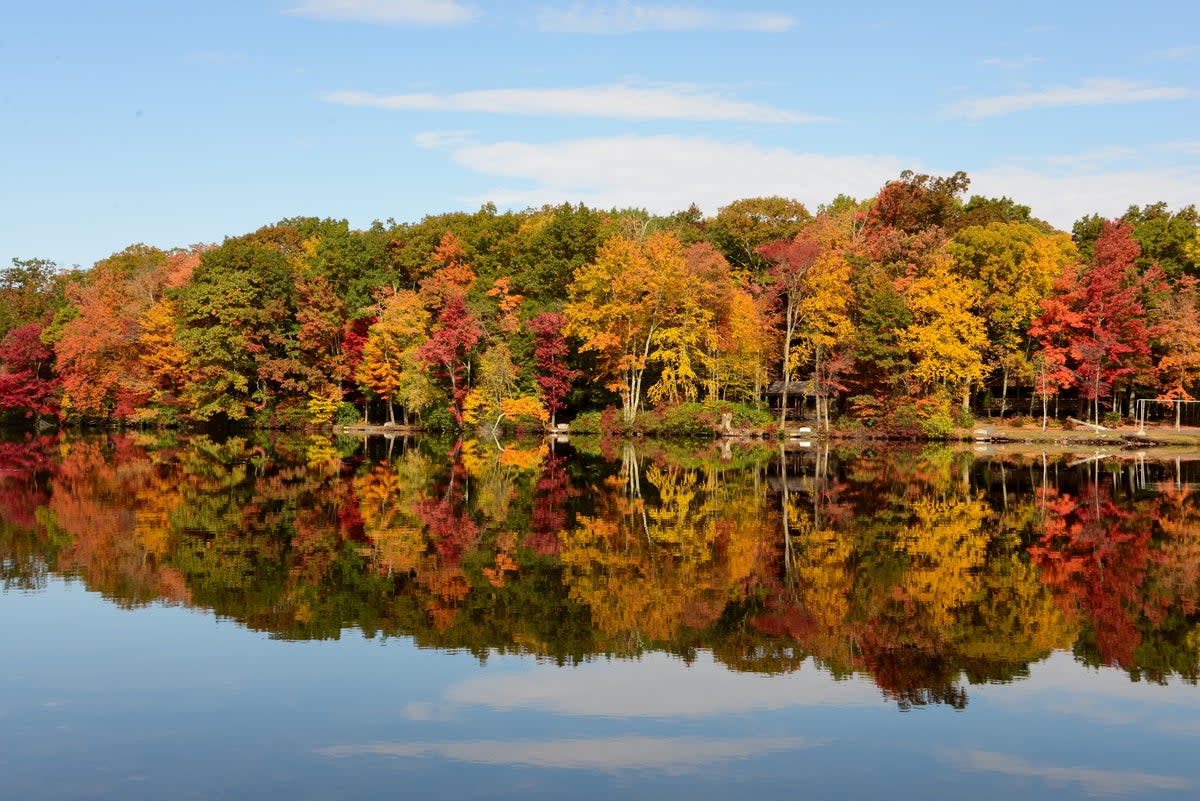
left=779, top=295, right=795, bottom=431
left=1000, top=364, right=1009, bottom=419
left=779, top=442, right=793, bottom=586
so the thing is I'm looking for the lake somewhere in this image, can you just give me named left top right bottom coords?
left=2, top=432, right=1198, bottom=800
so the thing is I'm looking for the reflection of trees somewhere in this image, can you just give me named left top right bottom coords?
left=1031, top=477, right=1200, bottom=683
left=558, top=444, right=773, bottom=652
left=44, top=437, right=192, bottom=606
left=1031, top=482, right=1154, bottom=671
left=3, top=433, right=1198, bottom=693
left=0, top=435, right=57, bottom=590
left=742, top=447, right=1081, bottom=708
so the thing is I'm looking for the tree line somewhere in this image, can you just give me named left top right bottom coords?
left=1, top=171, right=1198, bottom=433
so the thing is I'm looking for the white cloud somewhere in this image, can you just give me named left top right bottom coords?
left=970, top=165, right=1200, bottom=229
left=324, top=84, right=824, bottom=123
left=419, top=133, right=906, bottom=216
left=977, top=55, right=1042, bottom=70
left=1150, top=46, right=1196, bottom=62
left=445, top=651, right=882, bottom=717
left=412, top=130, right=474, bottom=148
left=414, top=131, right=1200, bottom=232
left=317, top=735, right=819, bottom=771
left=1158, top=139, right=1200, bottom=157
left=949, top=78, right=1195, bottom=119
left=1042, top=146, right=1140, bottom=167
left=289, top=0, right=475, bottom=25
left=945, top=750, right=1193, bottom=796
left=537, top=1, right=796, bottom=33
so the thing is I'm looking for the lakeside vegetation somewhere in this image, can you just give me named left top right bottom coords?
left=2, top=171, right=1198, bottom=437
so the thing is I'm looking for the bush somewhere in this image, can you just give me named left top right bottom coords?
left=952, top=404, right=975, bottom=429
left=334, top=402, right=361, bottom=426
left=706, top=400, right=773, bottom=428
left=421, top=406, right=459, bottom=432
left=569, top=411, right=602, bottom=434
left=657, top=403, right=717, bottom=438
left=599, top=406, right=623, bottom=437
left=920, top=409, right=955, bottom=439
left=1103, top=411, right=1123, bottom=428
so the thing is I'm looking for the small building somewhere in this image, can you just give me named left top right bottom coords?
left=765, top=379, right=813, bottom=422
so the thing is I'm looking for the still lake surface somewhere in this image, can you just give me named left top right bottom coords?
left=2, top=432, right=1199, bottom=800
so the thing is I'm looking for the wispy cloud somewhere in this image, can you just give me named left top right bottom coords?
left=445, top=652, right=882, bottom=717
left=325, top=83, right=827, bottom=123
left=537, top=1, right=796, bottom=33
left=971, top=163, right=1200, bottom=228
left=945, top=750, right=1193, bottom=796
left=977, top=54, right=1042, bottom=70
left=414, top=132, right=1200, bottom=233
left=1150, top=45, right=1196, bottom=61
left=1042, top=145, right=1140, bottom=167
left=417, top=133, right=906, bottom=220
left=318, top=736, right=819, bottom=771
left=288, top=0, right=475, bottom=25
left=1158, top=139, right=1200, bottom=156
left=949, top=78, right=1195, bottom=119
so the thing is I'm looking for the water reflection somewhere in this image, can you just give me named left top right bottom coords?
left=317, top=735, right=822, bottom=771
left=2, top=432, right=1199, bottom=709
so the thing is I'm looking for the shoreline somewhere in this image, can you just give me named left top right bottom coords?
left=331, top=421, right=1200, bottom=452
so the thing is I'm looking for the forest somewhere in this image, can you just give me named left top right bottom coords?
left=2, top=170, right=1198, bottom=436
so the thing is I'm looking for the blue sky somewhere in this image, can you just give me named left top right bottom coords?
left=3, top=0, right=1197, bottom=269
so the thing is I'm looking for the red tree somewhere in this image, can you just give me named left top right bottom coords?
left=417, top=295, right=482, bottom=423
left=527, top=311, right=578, bottom=427
left=1031, top=221, right=1164, bottom=424
left=0, top=323, right=58, bottom=419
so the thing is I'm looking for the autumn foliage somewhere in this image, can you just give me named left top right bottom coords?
left=1, top=181, right=1198, bottom=432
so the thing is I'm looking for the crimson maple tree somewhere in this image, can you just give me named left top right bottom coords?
left=527, top=311, right=577, bottom=427
left=1031, top=221, right=1164, bottom=424
left=418, top=295, right=483, bottom=423
left=0, top=322, right=58, bottom=419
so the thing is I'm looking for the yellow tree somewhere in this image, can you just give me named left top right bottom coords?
left=902, top=252, right=989, bottom=411
left=564, top=231, right=707, bottom=424
left=759, top=211, right=859, bottom=430
left=680, top=242, right=772, bottom=404
left=355, top=290, right=429, bottom=425
left=134, top=296, right=190, bottom=421
left=948, top=223, right=1075, bottom=415
left=712, top=286, right=772, bottom=403
left=795, top=250, right=854, bottom=431
left=462, top=342, right=548, bottom=444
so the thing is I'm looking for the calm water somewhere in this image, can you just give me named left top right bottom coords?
left=2, top=432, right=1198, bottom=800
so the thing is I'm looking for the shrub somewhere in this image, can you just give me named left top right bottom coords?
left=952, top=404, right=975, bottom=429
left=422, top=406, right=459, bottom=432
left=657, top=403, right=717, bottom=438
left=599, top=406, right=623, bottom=437
left=706, top=400, right=773, bottom=428
left=569, top=411, right=602, bottom=434
left=334, top=402, right=361, bottom=426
